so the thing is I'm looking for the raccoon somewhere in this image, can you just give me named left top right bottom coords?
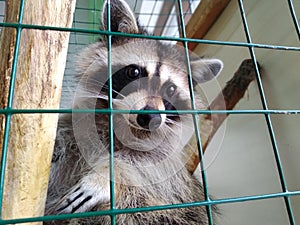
left=45, top=0, right=223, bottom=224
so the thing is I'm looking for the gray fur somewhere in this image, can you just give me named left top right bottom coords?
left=45, top=0, right=222, bottom=224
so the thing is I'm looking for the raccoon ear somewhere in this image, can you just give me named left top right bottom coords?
left=102, top=0, right=139, bottom=34
left=191, top=59, right=223, bottom=84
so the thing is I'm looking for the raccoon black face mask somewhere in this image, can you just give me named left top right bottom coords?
left=45, top=0, right=223, bottom=224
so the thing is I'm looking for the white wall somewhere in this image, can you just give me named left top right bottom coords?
left=194, top=0, right=300, bottom=224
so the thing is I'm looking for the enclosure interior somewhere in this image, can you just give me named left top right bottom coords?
left=0, top=0, right=300, bottom=225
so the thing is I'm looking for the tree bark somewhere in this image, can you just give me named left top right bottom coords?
left=0, top=0, right=76, bottom=222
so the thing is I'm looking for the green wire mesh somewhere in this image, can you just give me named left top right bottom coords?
left=0, top=0, right=300, bottom=224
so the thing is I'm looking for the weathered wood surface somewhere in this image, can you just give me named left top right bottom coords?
left=185, top=0, right=231, bottom=51
left=0, top=0, right=76, bottom=222
left=186, top=59, right=259, bottom=174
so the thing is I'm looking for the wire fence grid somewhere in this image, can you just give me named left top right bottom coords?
left=0, top=0, right=299, bottom=224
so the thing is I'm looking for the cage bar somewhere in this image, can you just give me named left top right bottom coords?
left=0, top=0, right=299, bottom=224
left=177, top=0, right=214, bottom=224
left=287, top=0, right=300, bottom=40
left=105, top=1, right=117, bottom=224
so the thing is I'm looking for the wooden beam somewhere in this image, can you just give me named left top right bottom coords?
left=0, top=0, right=76, bottom=222
left=185, top=0, right=231, bottom=50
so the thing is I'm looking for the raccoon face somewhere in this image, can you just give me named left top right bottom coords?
left=107, top=57, right=191, bottom=132
left=75, top=0, right=223, bottom=138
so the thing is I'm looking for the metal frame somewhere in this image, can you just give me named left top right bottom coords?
left=0, top=0, right=300, bottom=224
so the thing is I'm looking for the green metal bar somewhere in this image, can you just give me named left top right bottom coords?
left=0, top=190, right=299, bottom=224
left=287, top=0, right=300, bottom=40
left=237, top=0, right=296, bottom=224
left=176, top=0, right=214, bottom=224
left=0, top=0, right=25, bottom=220
left=0, top=108, right=300, bottom=115
left=105, top=1, right=116, bottom=224
left=1, top=22, right=300, bottom=51
left=0, top=0, right=299, bottom=224
left=75, top=6, right=101, bottom=12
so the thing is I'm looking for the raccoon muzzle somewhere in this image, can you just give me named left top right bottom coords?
left=136, top=105, right=162, bottom=131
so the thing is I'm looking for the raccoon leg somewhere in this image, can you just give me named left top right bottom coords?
left=53, top=174, right=110, bottom=214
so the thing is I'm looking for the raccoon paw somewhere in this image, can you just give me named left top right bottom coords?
left=56, top=179, right=110, bottom=214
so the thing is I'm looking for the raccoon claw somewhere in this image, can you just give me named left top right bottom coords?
left=56, top=181, right=110, bottom=214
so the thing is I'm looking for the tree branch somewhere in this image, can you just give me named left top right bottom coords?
left=186, top=59, right=260, bottom=174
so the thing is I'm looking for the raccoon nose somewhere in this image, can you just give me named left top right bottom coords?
left=137, top=106, right=162, bottom=131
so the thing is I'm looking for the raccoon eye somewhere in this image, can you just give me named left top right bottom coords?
left=166, top=84, right=177, bottom=97
left=126, top=65, right=140, bottom=79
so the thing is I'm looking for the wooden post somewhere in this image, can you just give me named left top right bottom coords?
left=0, top=0, right=76, bottom=222
left=186, top=59, right=260, bottom=173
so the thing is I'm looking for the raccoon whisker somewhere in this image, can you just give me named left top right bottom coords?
left=74, top=88, right=109, bottom=100
left=163, top=112, right=193, bottom=118
left=112, top=98, right=125, bottom=105
left=77, top=83, right=126, bottom=99
left=164, top=114, right=182, bottom=117
left=80, top=77, right=126, bottom=99
left=165, top=118, right=195, bottom=131
left=75, top=86, right=100, bottom=95
left=165, top=121, right=188, bottom=132
left=129, top=122, right=146, bottom=131
left=78, top=94, right=109, bottom=100
left=164, top=116, right=189, bottom=124
left=81, top=79, right=106, bottom=90
left=164, top=118, right=177, bottom=125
